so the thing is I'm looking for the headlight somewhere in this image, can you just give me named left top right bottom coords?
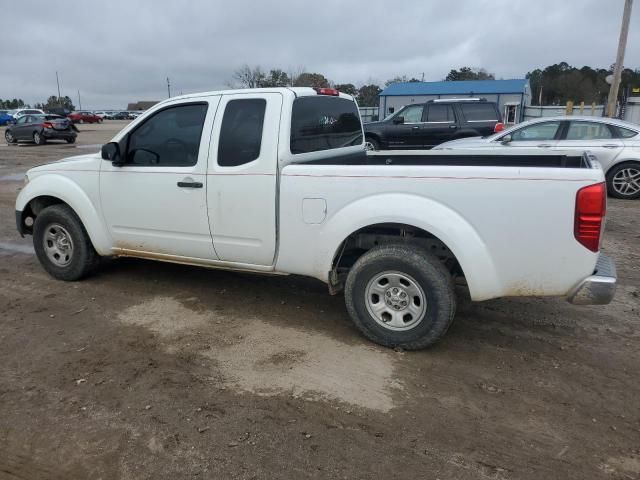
left=24, top=174, right=30, bottom=186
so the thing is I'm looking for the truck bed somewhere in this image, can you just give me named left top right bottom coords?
left=298, top=149, right=593, bottom=169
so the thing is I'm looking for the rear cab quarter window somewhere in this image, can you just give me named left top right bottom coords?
left=460, top=103, right=500, bottom=122
left=290, top=96, right=363, bottom=154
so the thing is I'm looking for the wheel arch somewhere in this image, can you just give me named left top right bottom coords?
left=319, top=193, right=502, bottom=300
left=16, top=175, right=112, bottom=255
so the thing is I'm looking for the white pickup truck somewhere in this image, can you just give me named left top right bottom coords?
left=15, top=87, right=616, bottom=349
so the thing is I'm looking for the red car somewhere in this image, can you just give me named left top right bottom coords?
left=68, top=111, right=102, bottom=124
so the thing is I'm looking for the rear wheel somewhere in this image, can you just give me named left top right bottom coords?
left=5, top=130, right=16, bottom=144
left=364, top=137, right=380, bottom=151
left=33, top=204, right=98, bottom=281
left=345, top=244, right=456, bottom=350
left=79, top=119, right=84, bottom=124
left=66, top=137, right=76, bottom=144
left=33, top=131, right=46, bottom=145
left=607, top=162, right=640, bottom=200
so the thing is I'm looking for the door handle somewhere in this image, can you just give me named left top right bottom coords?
left=537, top=144, right=552, bottom=148
left=177, top=181, right=203, bottom=188
left=602, top=144, right=620, bottom=149
left=411, top=126, right=420, bottom=130
left=449, top=125, right=457, bottom=129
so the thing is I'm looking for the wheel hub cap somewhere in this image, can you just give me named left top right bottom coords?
left=365, top=271, right=427, bottom=331
left=612, top=167, right=640, bottom=196
left=43, top=223, right=74, bottom=267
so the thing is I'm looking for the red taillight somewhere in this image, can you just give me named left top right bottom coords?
left=494, top=122, right=504, bottom=133
left=314, top=87, right=340, bottom=96
left=43, top=122, right=53, bottom=129
left=574, top=182, right=606, bottom=252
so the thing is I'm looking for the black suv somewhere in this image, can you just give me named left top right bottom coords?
left=363, top=99, right=502, bottom=150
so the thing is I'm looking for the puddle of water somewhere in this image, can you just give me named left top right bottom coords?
left=0, top=241, right=34, bottom=255
left=0, top=173, right=25, bottom=182
left=75, top=144, right=102, bottom=150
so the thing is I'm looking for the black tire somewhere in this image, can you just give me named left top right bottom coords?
left=606, top=161, right=640, bottom=200
left=33, top=131, right=46, bottom=145
left=33, top=204, right=98, bottom=281
left=345, top=244, right=456, bottom=350
left=98, top=118, right=103, bottom=123
left=66, top=137, right=76, bottom=144
left=364, top=137, right=380, bottom=151
left=5, top=130, right=17, bottom=144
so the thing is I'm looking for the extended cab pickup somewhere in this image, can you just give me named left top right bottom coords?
left=16, top=87, right=616, bottom=350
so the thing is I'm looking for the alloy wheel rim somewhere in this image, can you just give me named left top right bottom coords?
left=34, top=132, right=40, bottom=143
left=612, top=167, right=640, bottom=196
left=43, top=223, right=74, bottom=267
left=5, top=131, right=12, bottom=142
left=364, top=141, right=376, bottom=151
left=365, top=271, right=427, bottom=331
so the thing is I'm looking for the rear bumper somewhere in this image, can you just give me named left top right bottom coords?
left=567, top=254, right=617, bottom=305
left=42, top=129, right=76, bottom=140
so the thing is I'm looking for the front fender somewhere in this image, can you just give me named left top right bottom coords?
left=317, top=193, right=501, bottom=301
left=16, top=174, right=112, bottom=255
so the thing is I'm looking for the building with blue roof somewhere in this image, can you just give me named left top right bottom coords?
left=378, top=79, right=531, bottom=124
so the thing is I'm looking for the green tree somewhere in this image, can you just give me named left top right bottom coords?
left=293, top=72, right=330, bottom=88
left=259, top=69, right=290, bottom=87
left=445, top=67, right=495, bottom=81
left=0, top=98, right=26, bottom=109
left=384, top=75, right=420, bottom=87
left=41, top=95, right=75, bottom=112
left=356, top=84, right=381, bottom=107
left=334, top=83, right=357, bottom=96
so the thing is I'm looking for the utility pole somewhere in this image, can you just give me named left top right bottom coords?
left=56, top=71, right=61, bottom=102
left=607, top=0, right=633, bottom=117
left=77, top=90, right=82, bottom=110
left=167, top=77, right=171, bottom=98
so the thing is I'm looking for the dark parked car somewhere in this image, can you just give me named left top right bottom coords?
left=5, top=114, right=78, bottom=145
left=363, top=99, right=503, bottom=150
left=68, top=111, right=102, bottom=124
left=112, top=111, right=133, bottom=120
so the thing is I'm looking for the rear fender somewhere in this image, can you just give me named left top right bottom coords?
left=318, top=193, right=501, bottom=301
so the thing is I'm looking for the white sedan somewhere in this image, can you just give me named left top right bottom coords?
left=435, top=116, right=640, bottom=199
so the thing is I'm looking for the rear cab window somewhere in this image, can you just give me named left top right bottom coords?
left=290, top=96, right=362, bottom=154
left=460, top=103, right=499, bottom=122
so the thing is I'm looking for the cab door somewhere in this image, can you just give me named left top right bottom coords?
left=99, top=97, right=220, bottom=259
left=386, top=104, right=424, bottom=148
left=420, top=104, right=457, bottom=148
left=553, top=120, right=623, bottom=169
left=207, top=92, right=282, bottom=266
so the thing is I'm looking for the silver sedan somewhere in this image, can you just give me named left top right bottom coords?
left=435, top=116, right=640, bottom=200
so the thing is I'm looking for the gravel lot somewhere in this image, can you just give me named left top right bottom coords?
left=0, top=121, right=639, bottom=479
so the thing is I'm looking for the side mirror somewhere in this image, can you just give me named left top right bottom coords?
left=392, top=116, right=405, bottom=125
left=500, top=134, right=512, bottom=145
left=101, top=141, right=122, bottom=164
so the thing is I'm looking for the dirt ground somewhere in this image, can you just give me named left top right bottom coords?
left=0, top=121, right=639, bottom=480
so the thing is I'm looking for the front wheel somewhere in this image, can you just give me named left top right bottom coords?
left=5, top=130, right=16, bottom=144
left=33, top=204, right=98, bottom=281
left=364, top=137, right=379, bottom=151
left=66, top=137, right=76, bottom=144
left=607, top=162, right=640, bottom=200
left=345, top=244, right=456, bottom=350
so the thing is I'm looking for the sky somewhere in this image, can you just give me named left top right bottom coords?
left=3, top=0, right=639, bottom=109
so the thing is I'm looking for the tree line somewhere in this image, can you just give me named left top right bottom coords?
left=0, top=96, right=76, bottom=111
left=230, top=63, right=640, bottom=107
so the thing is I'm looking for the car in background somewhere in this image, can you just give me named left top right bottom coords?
left=128, top=111, right=142, bottom=119
left=111, top=111, right=132, bottom=120
left=5, top=108, right=45, bottom=123
left=363, top=99, right=503, bottom=151
left=0, top=110, right=14, bottom=126
left=68, top=111, right=102, bottom=124
left=93, top=111, right=108, bottom=120
left=5, top=114, right=78, bottom=145
left=435, top=116, right=640, bottom=200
